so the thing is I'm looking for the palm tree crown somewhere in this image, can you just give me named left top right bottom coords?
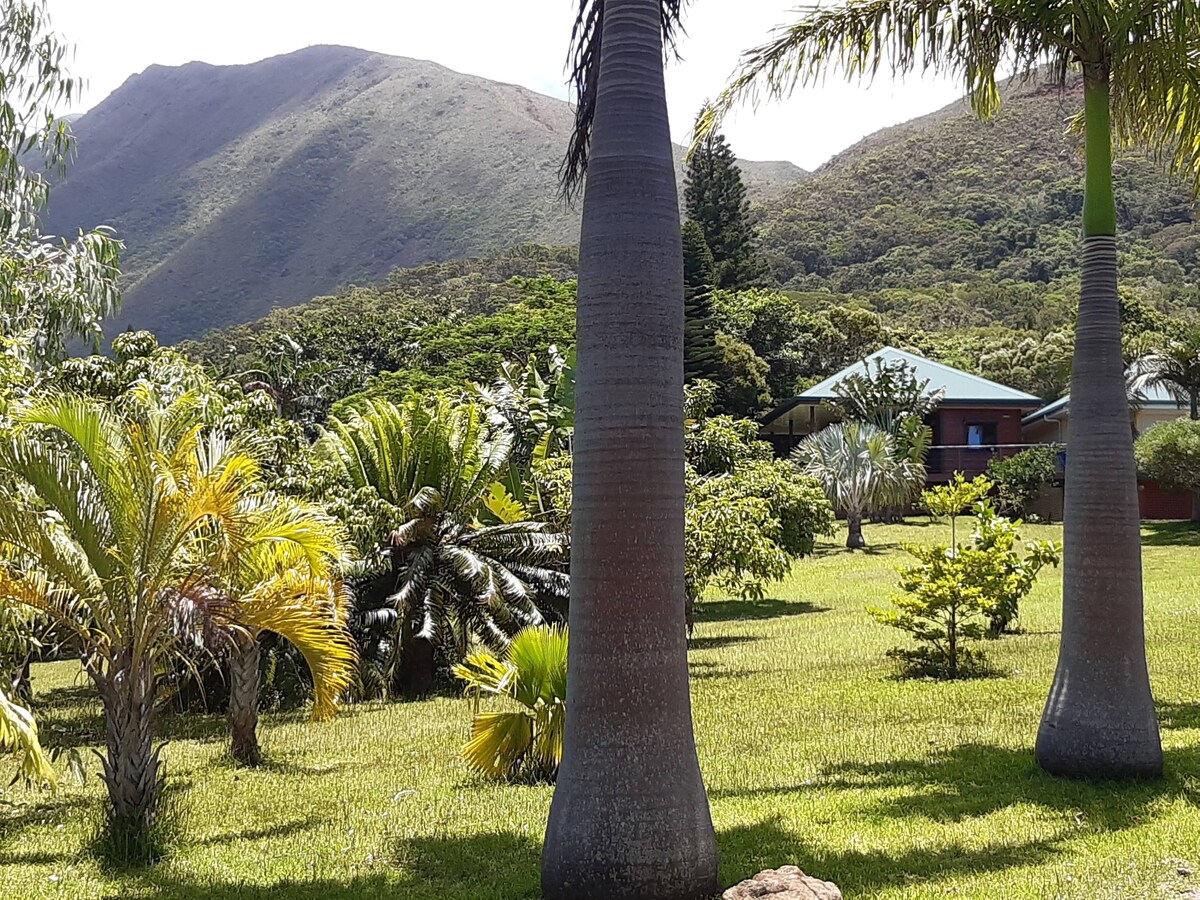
left=704, top=1, right=1200, bottom=198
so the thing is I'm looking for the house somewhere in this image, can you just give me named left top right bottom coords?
left=1022, top=385, right=1193, bottom=520
left=759, top=347, right=1044, bottom=484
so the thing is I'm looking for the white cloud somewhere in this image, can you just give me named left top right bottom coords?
left=49, top=0, right=968, bottom=170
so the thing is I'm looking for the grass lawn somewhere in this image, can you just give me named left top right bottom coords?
left=4, top=520, right=1200, bottom=899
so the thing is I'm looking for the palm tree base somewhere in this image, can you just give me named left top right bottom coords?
left=1036, top=708, right=1163, bottom=780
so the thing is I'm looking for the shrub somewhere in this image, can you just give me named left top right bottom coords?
left=922, top=473, right=993, bottom=548
left=869, top=501, right=1061, bottom=678
left=1134, top=419, right=1200, bottom=495
left=453, top=625, right=567, bottom=783
left=987, top=447, right=1060, bottom=517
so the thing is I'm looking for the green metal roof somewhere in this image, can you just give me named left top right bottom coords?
left=793, top=347, right=1041, bottom=405
left=1023, top=383, right=1190, bottom=426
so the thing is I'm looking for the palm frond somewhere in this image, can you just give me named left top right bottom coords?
left=0, top=685, right=55, bottom=787
left=562, top=0, right=690, bottom=199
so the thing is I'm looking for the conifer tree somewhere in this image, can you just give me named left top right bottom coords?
left=684, top=119, right=765, bottom=290
left=681, top=221, right=723, bottom=385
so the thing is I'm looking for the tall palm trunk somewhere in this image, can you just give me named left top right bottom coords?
left=542, top=1, right=719, bottom=897
left=229, top=630, right=262, bottom=766
left=91, top=647, right=163, bottom=847
left=1036, top=71, right=1162, bottom=779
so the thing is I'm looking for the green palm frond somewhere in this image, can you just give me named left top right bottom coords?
left=0, top=684, right=54, bottom=787
left=234, top=573, right=355, bottom=721
left=453, top=624, right=567, bottom=781
left=701, top=0, right=1200, bottom=191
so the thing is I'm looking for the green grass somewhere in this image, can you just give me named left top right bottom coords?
left=4, top=520, right=1200, bottom=899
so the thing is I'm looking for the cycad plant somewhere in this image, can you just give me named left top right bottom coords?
left=793, top=422, right=916, bottom=548
left=704, top=0, right=1200, bottom=780
left=0, top=389, right=353, bottom=857
left=317, top=395, right=568, bottom=697
left=453, top=623, right=567, bottom=782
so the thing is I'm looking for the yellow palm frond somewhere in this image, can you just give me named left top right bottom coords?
left=234, top=573, right=355, bottom=721
left=0, top=686, right=55, bottom=788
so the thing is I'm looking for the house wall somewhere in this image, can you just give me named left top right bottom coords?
left=927, top=406, right=1030, bottom=480
left=1139, top=481, right=1194, bottom=520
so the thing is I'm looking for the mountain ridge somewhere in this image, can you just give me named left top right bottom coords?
left=45, top=45, right=805, bottom=341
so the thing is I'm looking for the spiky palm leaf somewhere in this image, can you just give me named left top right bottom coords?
left=0, top=684, right=53, bottom=786
left=454, top=624, right=567, bottom=781
left=792, top=422, right=913, bottom=520
left=1129, top=326, right=1200, bottom=420
left=319, top=396, right=568, bottom=689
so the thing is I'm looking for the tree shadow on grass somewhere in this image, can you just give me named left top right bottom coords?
left=813, top=541, right=901, bottom=559
left=192, top=817, right=324, bottom=847
left=719, top=742, right=1199, bottom=831
left=134, top=830, right=543, bottom=899
left=718, top=816, right=1062, bottom=896
left=717, top=742, right=1200, bottom=894
left=1158, top=702, right=1200, bottom=730
left=687, top=634, right=761, bottom=651
left=1141, top=521, right=1200, bottom=547
left=694, top=598, right=829, bottom=624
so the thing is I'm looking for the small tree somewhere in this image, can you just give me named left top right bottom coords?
left=922, top=473, right=993, bottom=550
left=833, top=357, right=943, bottom=518
left=1135, top=420, right=1200, bottom=523
left=870, top=500, right=1061, bottom=678
left=987, top=447, right=1060, bottom=519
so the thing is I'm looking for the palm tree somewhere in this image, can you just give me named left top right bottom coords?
left=0, top=390, right=354, bottom=855
left=221, top=497, right=354, bottom=766
left=793, top=422, right=913, bottom=549
left=1129, top=326, right=1200, bottom=521
left=703, top=0, right=1199, bottom=781
left=1129, top=327, right=1200, bottom=421
left=542, top=1, right=719, bottom=898
left=317, top=396, right=568, bottom=697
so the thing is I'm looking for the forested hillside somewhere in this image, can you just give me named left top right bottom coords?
left=759, top=76, right=1197, bottom=294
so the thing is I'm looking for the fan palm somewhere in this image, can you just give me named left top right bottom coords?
left=1129, top=327, right=1200, bottom=422
left=703, top=0, right=1200, bottom=781
left=793, top=422, right=915, bottom=548
left=221, top=497, right=354, bottom=766
left=453, top=623, right=567, bottom=782
left=542, top=1, right=719, bottom=898
left=317, top=396, right=568, bottom=697
left=0, top=389, right=353, bottom=853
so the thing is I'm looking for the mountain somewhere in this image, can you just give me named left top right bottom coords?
left=43, top=45, right=805, bottom=342
left=755, top=75, right=1198, bottom=295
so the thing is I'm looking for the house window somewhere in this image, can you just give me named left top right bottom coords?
left=966, top=423, right=998, bottom=447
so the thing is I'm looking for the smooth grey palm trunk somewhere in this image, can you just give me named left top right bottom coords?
left=541, top=1, right=719, bottom=896
left=1035, top=234, right=1163, bottom=778
left=229, top=632, right=263, bottom=766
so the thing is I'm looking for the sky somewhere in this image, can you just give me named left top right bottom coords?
left=48, top=0, right=968, bottom=171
